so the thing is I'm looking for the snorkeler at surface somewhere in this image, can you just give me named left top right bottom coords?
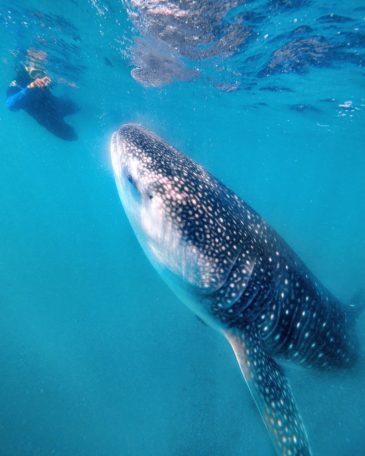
left=6, top=65, right=79, bottom=141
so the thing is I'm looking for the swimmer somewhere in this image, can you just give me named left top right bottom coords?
left=6, top=65, right=79, bottom=141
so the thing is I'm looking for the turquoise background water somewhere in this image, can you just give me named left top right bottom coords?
left=0, top=1, right=364, bottom=455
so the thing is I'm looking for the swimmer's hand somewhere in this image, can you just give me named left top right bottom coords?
left=27, top=76, right=51, bottom=89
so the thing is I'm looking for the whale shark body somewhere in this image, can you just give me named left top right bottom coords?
left=111, top=123, right=361, bottom=455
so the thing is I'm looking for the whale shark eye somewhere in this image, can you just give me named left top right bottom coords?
left=127, top=173, right=136, bottom=187
left=125, top=172, right=141, bottom=201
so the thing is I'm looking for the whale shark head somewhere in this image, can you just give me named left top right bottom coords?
left=111, top=123, right=245, bottom=303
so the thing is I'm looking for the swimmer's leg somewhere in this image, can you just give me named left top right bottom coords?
left=56, top=97, right=80, bottom=117
left=49, top=119, right=78, bottom=141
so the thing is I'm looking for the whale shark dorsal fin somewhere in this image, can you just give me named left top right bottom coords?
left=225, top=328, right=312, bottom=456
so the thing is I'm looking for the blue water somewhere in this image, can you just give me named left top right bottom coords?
left=0, top=1, right=364, bottom=455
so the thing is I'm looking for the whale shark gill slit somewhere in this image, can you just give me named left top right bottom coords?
left=210, top=250, right=256, bottom=309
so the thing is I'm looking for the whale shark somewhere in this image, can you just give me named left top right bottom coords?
left=110, top=123, right=362, bottom=455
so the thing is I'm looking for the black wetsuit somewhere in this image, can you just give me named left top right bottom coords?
left=6, top=69, right=78, bottom=141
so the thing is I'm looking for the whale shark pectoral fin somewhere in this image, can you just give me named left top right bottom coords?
left=225, top=328, right=311, bottom=456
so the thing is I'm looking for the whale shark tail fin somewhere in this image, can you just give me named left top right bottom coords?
left=226, top=327, right=312, bottom=456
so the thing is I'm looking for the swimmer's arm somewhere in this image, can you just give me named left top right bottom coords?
left=6, top=77, right=51, bottom=111
left=6, top=87, right=29, bottom=111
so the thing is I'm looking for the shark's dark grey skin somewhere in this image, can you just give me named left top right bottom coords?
left=111, top=123, right=362, bottom=456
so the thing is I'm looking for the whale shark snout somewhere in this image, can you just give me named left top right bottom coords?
left=111, top=123, right=163, bottom=170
